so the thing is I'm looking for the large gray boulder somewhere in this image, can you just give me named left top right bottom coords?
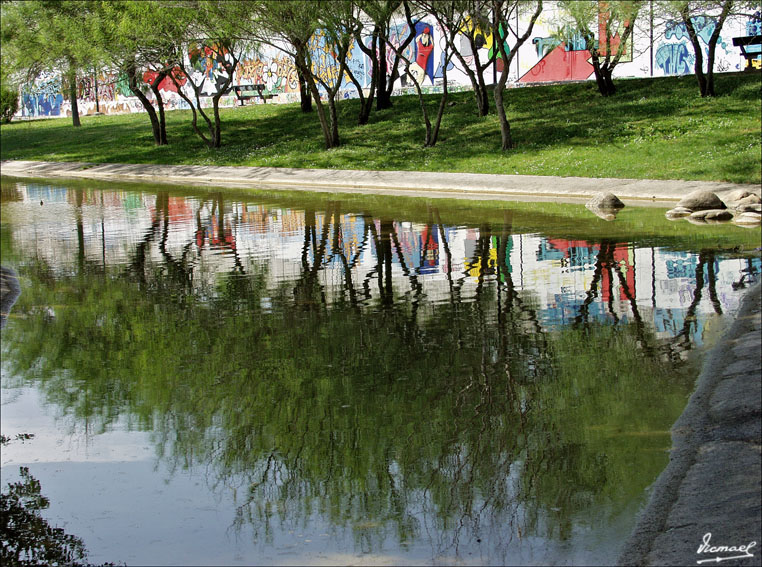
left=677, top=190, right=726, bottom=211
left=586, top=192, right=625, bottom=210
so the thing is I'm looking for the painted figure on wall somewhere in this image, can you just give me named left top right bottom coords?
left=410, top=23, right=435, bottom=85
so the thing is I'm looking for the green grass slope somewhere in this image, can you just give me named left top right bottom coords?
left=2, top=72, right=760, bottom=184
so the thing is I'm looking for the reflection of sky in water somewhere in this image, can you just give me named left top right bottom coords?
left=1, top=181, right=760, bottom=565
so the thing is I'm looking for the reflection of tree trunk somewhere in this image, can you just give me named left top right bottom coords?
left=329, top=203, right=358, bottom=307
left=379, top=220, right=394, bottom=306
left=705, top=251, right=722, bottom=315
left=432, top=208, right=456, bottom=305
left=295, top=206, right=330, bottom=307
left=575, top=241, right=610, bottom=326
left=75, top=190, right=85, bottom=273
left=675, top=249, right=721, bottom=351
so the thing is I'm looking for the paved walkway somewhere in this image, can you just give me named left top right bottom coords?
left=2, top=158, right=761, bottom=566
left=2, top=159, right=760, bottom=205
left=619, top=281, right=762, bottom=566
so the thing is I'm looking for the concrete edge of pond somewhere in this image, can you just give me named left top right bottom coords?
left=618, top=281, right=762, bottom=567
left=2, top=159, right=760, bottom=207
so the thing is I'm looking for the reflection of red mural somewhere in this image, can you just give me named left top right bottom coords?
left=601, top=244, right=634, bottom=303
left=518, top=43, right=594, bottom=83
left=167, top=197, right=193, bottom=222
left=143, top=69, right=187, bottom=93
left=195, top=218, right=236, bottom=251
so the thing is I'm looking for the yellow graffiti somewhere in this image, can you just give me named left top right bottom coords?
left=459, top=16, right=495, bottom=53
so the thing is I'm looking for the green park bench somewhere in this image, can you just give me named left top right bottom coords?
left=232, top=84, right=271, bottom=105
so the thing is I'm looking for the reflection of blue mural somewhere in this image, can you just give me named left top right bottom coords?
left=653, top=307, right=707, bottom=345
left=25, top=184, right=69, bottom=203
left=666, top=255, right=698, bottom=279
left=536, top=239, right=597, bottom=267
left=541, top=296, right=611, bottom=329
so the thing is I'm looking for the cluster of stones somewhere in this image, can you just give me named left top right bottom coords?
left=665, top=189, right=762, bottom=227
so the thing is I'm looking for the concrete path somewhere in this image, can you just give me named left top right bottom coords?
left=2, top=159, right=760, bottom=205
left=619, top=281, right=762, bottom=567
left=2, top=158, right=761, bottom=566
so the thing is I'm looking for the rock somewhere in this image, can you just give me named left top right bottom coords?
left=723, top=189, right=752, bottom=202
left=677, top=190, right=726, bottom=211
left=689, top=209, right=733, bottom=221
left=733, top=194, right=762, bottom=209
left=733, top=212, right=762, bottom=225
left=665, top=207, right=693, bottom=219
left=739, top=203, right=762, bottom=213
left=586, top=192, right=625, bottom=209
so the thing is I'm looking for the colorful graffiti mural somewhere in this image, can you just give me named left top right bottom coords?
left=14, top=4, right=754, bottom=119
left=20, top=73, right=64, bottom=118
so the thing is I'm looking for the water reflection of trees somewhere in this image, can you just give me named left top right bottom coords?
left=2, top=198, right=698, bottom=558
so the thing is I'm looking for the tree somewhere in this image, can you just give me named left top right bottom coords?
left=252, top=0, right=351, bottom=149
left=90, top=0, right=192, bottom=146
left=0, top=0, right=99, bottom=127
left=392, top=0, right=467, bottom=147
left=448, top=0, right=500, bottom=116
left=492, top=0, right=543, bottom=150
left=166, top=1, right=252, bottom=149
left=660, top=0, right=740, bottom=97
left=353, top=0, right=417, bottom=114
left=559, top=0, right=640, bottom=97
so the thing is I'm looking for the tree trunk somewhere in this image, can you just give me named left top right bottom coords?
left=126, top=63, right=164, bottom=145
left=295, top=46, right=313, bottom=113
left=148, top=71, right=169, bottom=145
left=355, top=27, right=379, bottom=124
left=492, top=0, right=543, bottom=150
left=328, top=96, right=340, bottom=147
left=298, top=68, right=312, bottom=112
left=682, top=5, right=708, bottom=96
left=295, top=55, right=336, bottom=149
left=704, top=1, right=733, bottom=97
left=376, top=38, right=393, bottom=110
left=67, top=65, right=81, bottom=127
left=451, top=31, right=492, bottom=116
left=494, top=81, right=512, bottom=150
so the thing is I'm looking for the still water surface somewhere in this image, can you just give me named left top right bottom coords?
left=1, top=179, right=760, bottom=565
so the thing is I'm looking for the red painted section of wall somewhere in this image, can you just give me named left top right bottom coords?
left=518, top=44, right=594, bottom=83
left=142, top=70, right=186, bottom=93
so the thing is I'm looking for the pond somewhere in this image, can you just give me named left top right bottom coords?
left=1, top=177, right=760, bottom=566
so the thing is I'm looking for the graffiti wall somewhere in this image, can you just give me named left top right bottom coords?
left=14, top=2, right=758, bottom=119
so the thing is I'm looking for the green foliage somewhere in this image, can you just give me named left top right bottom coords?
left=0, top=84, right=18, bottom=123
left=0, top=73, right=760, bottom=183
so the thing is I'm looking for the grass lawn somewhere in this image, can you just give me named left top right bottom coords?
left=1, top=72, right=760, bottom=184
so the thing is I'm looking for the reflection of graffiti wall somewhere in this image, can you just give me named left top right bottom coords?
left=14, top=2, right=756, bottom=119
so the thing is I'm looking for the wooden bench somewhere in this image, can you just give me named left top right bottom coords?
left=232, top=84, right=270, bottom=105
left=732, top=35, right=762, bottom=70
